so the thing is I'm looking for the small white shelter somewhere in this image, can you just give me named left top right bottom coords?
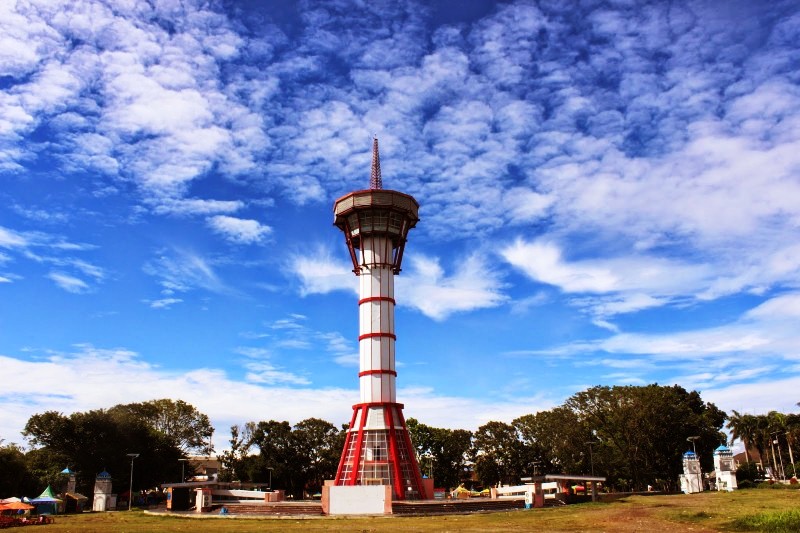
left=713, top=445, right=737, bottom=491
left=679, top=451, right=703, bottom=494
left=92, top=470, right=117, bottom=511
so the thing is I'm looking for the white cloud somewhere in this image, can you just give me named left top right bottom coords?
left=47, top=271, right=90, bottom=293
left=398, top=254, right=507, bottom=321
left=525, top=292, right=800, bottom=404
left=143, top=249, right=227, bottom=294
left=242, top=316, right=357, bottom=368
left=0, top=346, right=555, bottom=450
left=500, top=238, right=713, bottom=321
left=745, top=292, right=800, bottom=321
left=0, top=227, right=29, bottom=248
left=152, top=198, right=244, bottom=217
left=291, top=246, right=506, bottom=321
left=207, top=215, right=272, bottom=244
left=291, top=248, right=358, bottom=297
left=148, top=298, right=183, bottom=309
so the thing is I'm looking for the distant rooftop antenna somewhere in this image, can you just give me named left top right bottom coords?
left=369, top=135, right=382, bottom=190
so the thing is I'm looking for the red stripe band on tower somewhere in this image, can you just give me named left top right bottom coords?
left=358, top=296, right=396, bottom=305
left=358, top=369, right=397, bottom=377
left=351, top=401, right=405, bottom=410
left=358, top=332, right=396, bottom=341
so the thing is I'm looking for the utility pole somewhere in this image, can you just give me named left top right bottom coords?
left=126, top=453, right=139, bottom=511
left=178, top=458, right=188, bottom=483
left=585, top=441, right=597, bottom=477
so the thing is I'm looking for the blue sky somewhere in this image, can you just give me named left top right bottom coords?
left=2, top=0, right=800, bottom=452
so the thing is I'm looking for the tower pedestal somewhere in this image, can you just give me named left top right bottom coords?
left=335, top=402, right=426, bottom=500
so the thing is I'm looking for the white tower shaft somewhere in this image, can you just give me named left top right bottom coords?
left=359, top=236, right=397, bottom=404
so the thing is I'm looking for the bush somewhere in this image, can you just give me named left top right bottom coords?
left=736, top=461, right=760, bottom=484
left=737, top=480, right=755, bottom=489
left=756, top=481, right=800, bottom=490
left=730, top=508, right=800, bottom=532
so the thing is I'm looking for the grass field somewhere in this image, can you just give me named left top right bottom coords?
left=35, top=490, right=800, bottom=532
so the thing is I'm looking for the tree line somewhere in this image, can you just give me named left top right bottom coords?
left=727, top=408, right=800, bottom=479
left=216, top=384, right=728, bottom=494
left=0, top=399, right=212, bottom=498
left=8, top=385, right=797, bottom=500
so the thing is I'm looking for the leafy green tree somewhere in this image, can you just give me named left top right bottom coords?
left=736, top=461, right=761, bottom=484
left=0, top=441, right=38, bottom=497
left=217, top=422, right=255, bottom=482
left=514, top=407, right=592, bottom=476
left=293, top=418, right=343, bottom=494
left=565, top=384, right=726, bottom=491
left=472, top=421, right=524, bottom=487
left=23, top=408, right=189, bottom=494
left=251, top=420, right=301, bottom=496
left=108, top=399, right=214, bottom=454
left=407, top=418, right=472, bottom=489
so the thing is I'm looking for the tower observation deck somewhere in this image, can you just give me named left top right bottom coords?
left=332, top=138, right=426, bottom=500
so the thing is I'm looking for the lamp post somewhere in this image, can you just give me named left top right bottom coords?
left=268, top=467, right=273, bottom=491
left=126, top=453, right=139, bottom=511
left=584, top=442, right=597, bottom=477
left=772, top=433, right=786, bottom=480
left=686, top=436, right=700, bottom=455
left=178, top=458, right=188, bottom=483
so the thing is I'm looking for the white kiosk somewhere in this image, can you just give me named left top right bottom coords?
left=679, top=451, right=703, bottom=494
left=713, top=445, right=738, bottom=491
left=92, top=470, right=117, bottom=511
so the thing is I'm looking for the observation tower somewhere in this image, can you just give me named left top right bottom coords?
left=332, top=138, right=426, bottom=500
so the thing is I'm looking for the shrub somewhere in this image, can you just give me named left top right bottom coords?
left=730, top=508, right=800, bottom=532
left=736, top=462, right=760, bottom=484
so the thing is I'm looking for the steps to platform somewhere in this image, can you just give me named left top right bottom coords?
left=392, top=498, right=525, bottom=515
left=214, top=501, right=324, bottom=516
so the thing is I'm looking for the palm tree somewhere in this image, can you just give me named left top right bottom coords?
left=727, top=411, right=757, bottom=462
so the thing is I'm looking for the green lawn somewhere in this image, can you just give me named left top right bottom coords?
left=39, top=490, right=800, bottom=532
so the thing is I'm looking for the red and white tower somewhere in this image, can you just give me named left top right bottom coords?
left=332, top=138, right=427, bottom=500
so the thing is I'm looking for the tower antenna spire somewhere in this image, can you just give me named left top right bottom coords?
left=370, top=135, right=382, bottom=190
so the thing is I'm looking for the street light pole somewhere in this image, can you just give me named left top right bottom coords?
left=126, top=453, right=139, bottom=511
left=178, top=458, right=188, bottom=483
left=773, top=433, right=786, bottom=481
left=584, top=442, right=596, bottom=477
left=268, top=467, right=273, bottom=491
left=687, top=436, right=700, bottom=455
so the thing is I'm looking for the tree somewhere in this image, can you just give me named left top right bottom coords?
left=727, top=410, right=758, bottom=462
left=108, top=399, right=214, bottom=454
left=0, top=441, right=37, bottom=497
left=217, top=422, right=256, bottom=482
left=472, top=421, right=524, bottom=487
left=293, top=418, right=343, bottom=494
left=513, top=407, right=591, bottom=476
left=407, top=418, right=472, bottom=489
left=251, top=420, right=301, bottom=496
left=23, top=408, right=189, bottom=494
left=565, top=384, right=726, bottom=491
